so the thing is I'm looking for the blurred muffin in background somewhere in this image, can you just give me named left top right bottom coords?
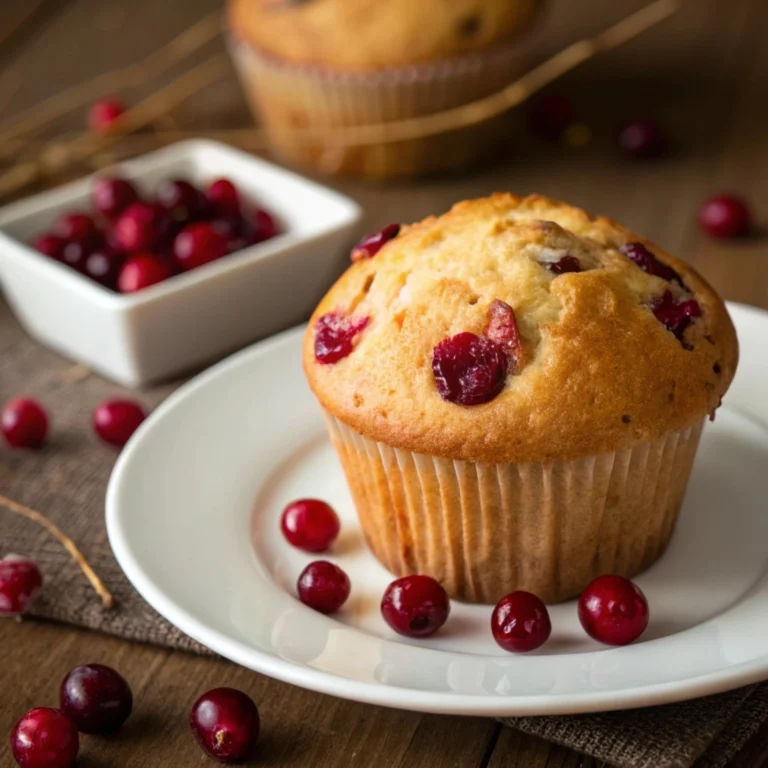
left=227, top=0, right=545, bottom=178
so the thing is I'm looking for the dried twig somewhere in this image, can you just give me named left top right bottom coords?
left=0, top=494, right=114, bottom=609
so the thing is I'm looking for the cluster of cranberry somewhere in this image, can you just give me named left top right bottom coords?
left=280, top=499, right=649, bottom=650
left=32, top=175, right=280, bottom=294
left=10, top=663, right=260, bottom=766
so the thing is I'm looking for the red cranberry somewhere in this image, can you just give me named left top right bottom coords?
left=432, top=332, right=508, bottom=406
left=1, top=397, right=48, bottom=449
left=88, top=98, right=126, bottom=132
left=117, top=253, right=172, bottom=293
left=381, top=575, right=450, bottom=638
left=92, top=177, right=139, bottom=220
left=32, top=234, right=65, bottom=261
left=313, top=312, right=370, bottom=364
left=10, top=707, right=79, bottom=768
left=698, top=195, right=752, bottom=239
left=207, top=179, right=241, bottom=218
left=93, top=399, right=146, bottom=448
left=281, top=499, right=340, bottom=552
left=60, top=664, right=132, bottom=734
left=114, top=202, right=169, bottom=252
left=83, top=248, right=124, bottom=290
left=0, top=555, right=43, bottom=617
left=578, top=574, right=649, bottom=646
left=651, top=290, right=702, bottom=340
left=527, top=93, right=575, bottom=141
left=211, top=217, right=248, bottom=253
left=60, top=241, right=92, bottom=272
left=157, top=179, right=207, bottom=226
left=351, top=223, right=400, bottom=261
left=491, top=591, right=551, bottom=653
left=172, top=223, right=228, bottom=272
left=484, top=299, right=522, bottom=365
left=53, top=213, right=100, bottom=248
left=190, top=688, right=260, bottom=763
left=545, top=255, right=582, bottom=275
left=251, top=209, right=279, bottom=243
left=297, top=560, right=351, bottom=613
left=620, top=242, right=684, bottom=287
left=617, top=117, right=666, bottom=159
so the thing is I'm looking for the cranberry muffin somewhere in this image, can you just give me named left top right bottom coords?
left=227, top=0, right=545, bottom=178
left=303, top=194, right=738, bottom=604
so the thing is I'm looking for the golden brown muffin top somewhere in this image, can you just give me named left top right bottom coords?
left=227, top=0, right=543, bottom=69
left=303, top=195, right=738, bottom=464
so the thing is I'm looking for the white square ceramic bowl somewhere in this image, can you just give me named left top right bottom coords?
left=0, top=140, right=362, bottom=387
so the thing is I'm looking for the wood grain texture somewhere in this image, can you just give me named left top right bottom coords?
left=2, top=0, right=768, bottom=765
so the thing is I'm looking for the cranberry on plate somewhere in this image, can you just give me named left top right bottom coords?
left=207, top=179, right=241, bottom=218
left=251, top=208, right=279, bottom=243
left=1, top=397, right=49, bottom=449
left=281, top=499, right=340, bottom=552
left=11, top=707, right=79, bottom=768
left=60, top=663, right=133, bottom=734
left=491, top=591, right=551, bottom=653
left=698, top=194, right=752, bottom=239
left=117, top=253, right=173, bottom=293
left=157, top=179, right=207, bottom=227
left=114, top=202, right=170, bottom=253
left=32, top=234, right=65, bottom=261
left=297, top=560, right=351, bottom=614
left=190, top=687, right=260, bottom=763
left=0, top=554, right=43, bottom=617
left=92, top=176, right=139, bottom=220
left=83, top=248, right=125, bottom=290
left=578, top=574, right=649, bottom=646
left=172, top=223, right=229, bottom=272
left=92, top=398, right=147, bottom=448
left=381, top=575, right=450, bottom=638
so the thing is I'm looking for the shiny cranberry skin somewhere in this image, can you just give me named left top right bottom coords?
left=546, top=255, right=582, bottom=275
left=83, top=248, right=124, bottom=290
left=11, top=707, right=79, bottom=768
left=59, top=664, right=132, bottom=734
left=314, top=312, right=370, bottom=364
left=92, top=177, right=139, bottom=220
left=281, top=499, right=340, bottom=552
left=88, top=98, right=126, bottom=132
left=190, top=688, right=260, bottom=763
left=207, top=179, right=240, bottom=218
left=117, top=253, right=172, bottom=293
left=652, top=290, right=702, bottom=340
left=114, top=202, right=169, bottom=252
left=172, top=223, right=228, bottom=271
left=381, top=575, right=450, bottom=638
left=2, top=397, right=48, bottom=449
left=0, top=555, right=43, bottom=617
left=351, top=223, right=400, bottom=261
left=432, top=332, right=508, bottom=406
left=698, top=195, right=752, bottom=239
left=620, top=242, right=684, bottom=287
left=578, top=575, right=649, bottom=646
left=157, top=179, right=207, bottom=227
left=32, top=234, right=65, bottom=261
left=617, top=117, right=666, bottom=159
left=251, top=209, right=279, bottom=243
left=53, top=213, right=100, bottom=248
left=93, top=399, right=146, bottom=448
left=491, top=591, right=551, bottom=653
left=527, top=93, right=574, bottom=141
left=297, top=560, right=351, bottom=613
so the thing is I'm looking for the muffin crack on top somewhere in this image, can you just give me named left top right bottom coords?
left=304, top=194, right=738, bottom=464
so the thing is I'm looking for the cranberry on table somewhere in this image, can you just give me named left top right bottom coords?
left=381, top=575, right=450, bottom=638
left=157, top=179, right=207, bottom=226
left=491, top=591, right=551, bottom=653
left=190, top=687, right=260, bottom=763
left=578, top=574, right=649, bottom=646
left=60, top=663, right=132, bottom=734
left=114, top=202, right=169, bottom=252
left=93, top=399, right=147, bottom=448
left=117, top=253, right=173, bottom=293
left=251, top=208, right=279, bottom=243
left=10, top=707, right=79, bottom=768
left=52, top=213, right=100, bottom=248
left=313, top=312, right=370, bottom=364
left=207, top=179, right=241, bottom=218
left=527, top=93, right=575, bottom=141
left=698, top=194, right=752, bottom=239
left=297, top=560, right=351, bottom=614
left=0, top=555, right=43, bottom=617
left=281, top=499, right=340, bottom=552
left=172, top=223, right=228, bottom=272
left=88, top=98, right=126, bottom=133
left=32, top=234, right=65, bottom=261
left=83, top=248, right=125, bottom=290
left=1, top=397, right=49, bottom=449
left=351, top=223, right=400, bottom=261
left=92, top=176, right=139, bottom=220
left=617, top=117, right=667, bottom=159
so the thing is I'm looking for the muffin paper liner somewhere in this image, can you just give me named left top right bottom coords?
left=325, top=412, right=705, bottom=604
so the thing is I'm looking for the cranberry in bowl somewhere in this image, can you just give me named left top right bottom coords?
left=0, top=140, right=361, bottom=386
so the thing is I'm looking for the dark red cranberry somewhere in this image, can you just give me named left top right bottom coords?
left=53, top=213, right=100, bottom=248
left=527, top=93, right=575, bottom=141
left=314, top=312, right=370, bottom=364
left=620, top=242, right=684, bottom=287
left=32, top=234, right=65, bottom=261
left=545, top=255, right=582, bottom=275
left=432, top=332, right=508, bottom=406
left=157, top=179, right=207, bottom=227
left=491, top=591, right=551, bottom=653
left=251, top=209, right=279, bottom=243
left=60, top=664, right=132, bottom=734
left=92, top=177, right=139, bottom=220
left=60, top=241, right=93, bottom=272
left=114, top=202, right=169, bottom=252
left=11, top=707, right=79, bottom=768
left=207, top=179, right=241, bottom=218
left=281, top=499, right=340, bottom=552
left=351, top=223, right=400, bottom=261
left=484, top=299, right=522, bottom=368
left=578, top=574, right=649, bottom=646
left=117, top=253, right=172, bottom=293
left=172, top=223, right=228, bottom=272
left=83, top=248, right=124, bottom=290
left=617, top=117, right=666, bottom=159
left=93, top=399, right=146, bottom=448
left=211, top=217, right=248, bottom=253
left=698, top=195, right=752, bottom=239
left=0, top=555, right=43, bottom=617
left=190, top=688, right=260, bottom=763
left=1, top=397, right=48, bottom=449
left=381, top=575, right=450, bottom=638
left=88, top=98, right=126, bottom=132
left=297, top=560, right=351, bottom=613
left=651, top=290, right=702, bottom=340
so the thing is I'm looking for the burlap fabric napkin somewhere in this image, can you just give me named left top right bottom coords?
left=2, top=298, right=766, bottom=768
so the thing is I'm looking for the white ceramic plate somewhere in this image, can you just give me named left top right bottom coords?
left=107, top=302, right=768, bottom=716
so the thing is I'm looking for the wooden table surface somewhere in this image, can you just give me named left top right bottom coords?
left=2, top=0, right=768, bottom=765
